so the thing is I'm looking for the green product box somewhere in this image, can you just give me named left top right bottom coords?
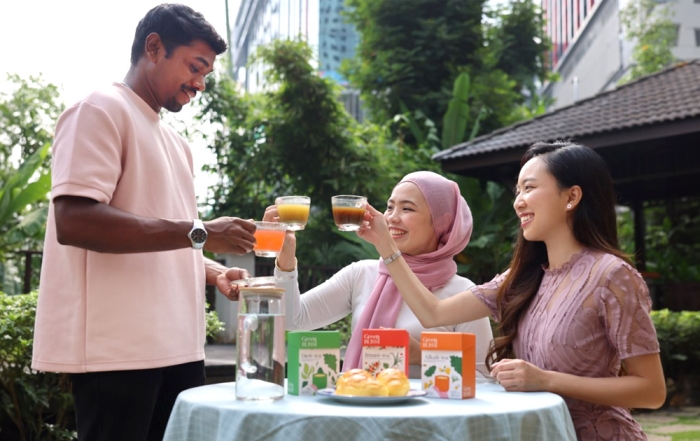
left=287, top=331, right=341, bottom=396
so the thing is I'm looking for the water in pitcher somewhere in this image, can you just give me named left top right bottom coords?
left=236, top=313, right=286, bottom=400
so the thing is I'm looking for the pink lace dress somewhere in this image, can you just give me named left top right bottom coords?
left=472, top=248, right=660, bottom=440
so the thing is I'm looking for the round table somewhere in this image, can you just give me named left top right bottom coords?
left=163, top=379, right=576, bottom=441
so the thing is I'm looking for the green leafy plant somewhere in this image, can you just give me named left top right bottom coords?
left=644, top=200, right=700, bottom=284
left=320, top=316, right=352, bottom=349
left=619, top=0, right=677, bottom=84
left=0, top=74, right=63, bottom=295
left=0, top=142, right=52, bottom=295
left=0, top=292, right=75, bottom=440
left=651, top=309, right=700, bottom=404
left=205, top=303, right=225, bottom=339
left=651, top=310, right=700, bottom=374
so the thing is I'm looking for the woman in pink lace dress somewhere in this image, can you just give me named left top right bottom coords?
left=357, top=142, right=666, bottom=440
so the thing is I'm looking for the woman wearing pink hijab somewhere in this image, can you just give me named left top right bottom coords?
left=267, top=171, right=493, bottom=377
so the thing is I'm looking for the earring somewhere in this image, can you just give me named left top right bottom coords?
left=567, top=204, right=572, bottom=209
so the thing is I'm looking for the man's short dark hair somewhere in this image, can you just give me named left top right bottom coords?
left=130, top=3, right=228, bottom=66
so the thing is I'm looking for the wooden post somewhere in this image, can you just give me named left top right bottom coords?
left=632, top=196, right=646, bottom=272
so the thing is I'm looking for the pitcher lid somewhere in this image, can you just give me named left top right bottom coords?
left=230, top=275, right=292, bottom=288
left=239, top=287, right=284, bottom=295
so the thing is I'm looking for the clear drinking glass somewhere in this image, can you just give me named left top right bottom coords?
left=253, top=221, right=288, bottom=257
left=331, top=195, right=367, bottom=231
left=236, top=287, right=286, bottom=401
left=275, top=196, right=311, bottom=231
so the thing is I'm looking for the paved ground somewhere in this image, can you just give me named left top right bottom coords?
left=205, top=345, right=700, bottom=439
left=634, top=407, right=700, bottom=440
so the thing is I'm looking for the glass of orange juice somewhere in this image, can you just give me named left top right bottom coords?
left=275, top=196, right=310, bottom=231
left=253, top=221, right=288, bottom=257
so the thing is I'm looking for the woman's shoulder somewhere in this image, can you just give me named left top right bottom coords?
left=586, top=249, right=645, bottom=286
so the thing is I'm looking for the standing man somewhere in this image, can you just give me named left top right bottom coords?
left=32, top=4, right=252, bottom=440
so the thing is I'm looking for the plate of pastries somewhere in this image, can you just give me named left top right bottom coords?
left=317, top=368, right=426, bottom=405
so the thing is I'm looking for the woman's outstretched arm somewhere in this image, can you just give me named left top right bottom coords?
left=357, top=203, right=491, bottom=327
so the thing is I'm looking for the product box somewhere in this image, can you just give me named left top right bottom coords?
left=361, top=329, right=409, bottom=377
left=287, top=331, right=340, bottom=395
left=420, top=332, right=475, bottom=399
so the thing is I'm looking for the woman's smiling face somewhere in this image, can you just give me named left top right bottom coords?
left=514, top=157, right=572, bottom=243
left=384, top=182, right=438, bottom=256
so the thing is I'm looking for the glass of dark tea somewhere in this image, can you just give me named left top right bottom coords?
left=331, top=195, right=367, bottom=231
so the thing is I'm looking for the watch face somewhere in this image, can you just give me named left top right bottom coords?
left=190, top=228, right=207, bottom=243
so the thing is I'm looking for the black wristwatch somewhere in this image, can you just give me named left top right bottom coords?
left=188, top=219, right=208, bottom=250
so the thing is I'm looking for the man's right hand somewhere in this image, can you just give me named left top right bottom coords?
left=203, top=217, right=256, bottom=255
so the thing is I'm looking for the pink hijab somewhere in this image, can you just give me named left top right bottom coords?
left=343, top=171, right=473, bottom=370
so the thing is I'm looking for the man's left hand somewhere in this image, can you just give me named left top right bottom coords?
left=216, top=267, right=251, bottom=301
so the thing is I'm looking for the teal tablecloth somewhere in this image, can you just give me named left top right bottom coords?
left=163, top=379, right=576, bottom=441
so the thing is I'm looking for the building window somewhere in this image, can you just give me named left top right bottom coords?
left=695, top=28, right=700, bottom=46
left=672, top=24, right=680, bottom=47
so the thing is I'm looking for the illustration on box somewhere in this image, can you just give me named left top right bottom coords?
left=298, top=353, right=338, bottom=395
left=423, top=355, right=463, bottom=399
left=362, top=348, right=405, bottom=375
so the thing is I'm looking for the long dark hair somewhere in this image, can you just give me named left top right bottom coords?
left=486, top=141, right=631, bottom=368
left=130, top=3, right=227, bottom=66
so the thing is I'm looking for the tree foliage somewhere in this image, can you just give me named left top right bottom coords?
left=484, top=0, right=549, bottom=93
left=0, top=74, right=61, bottom=293
left=0, top=74, right=63, bottom=177
left=341, top=0, right=485, bottom=133
left=619, top=0, right=677, bottom=84
left=341, top=0, right=549, bottom=141
left=197, top=40, right=429, bottom=266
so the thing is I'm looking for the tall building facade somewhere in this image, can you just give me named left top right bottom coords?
left=231, top=0, right=319, bottom=92
left=231, top=0, right=362, bottom=121
left=541, top=0, right=700, bottom=110
left=318, top=0, right=360, bottom=75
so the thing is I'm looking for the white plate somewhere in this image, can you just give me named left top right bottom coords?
left=316, top=388, right=427, bottom=405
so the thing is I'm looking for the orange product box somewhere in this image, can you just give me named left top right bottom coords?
left=420, top=332, right=475, bottom=399
left=361, top=329, right=409, bottom=377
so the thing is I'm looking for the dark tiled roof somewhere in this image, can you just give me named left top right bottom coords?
left=433, top=60, right=700, bottom=162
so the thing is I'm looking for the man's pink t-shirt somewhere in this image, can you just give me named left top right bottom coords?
left=32, top=83, right=206, bottom=373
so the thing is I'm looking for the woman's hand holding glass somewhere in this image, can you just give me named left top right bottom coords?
left=356, top=203, right=398, bottom=258
left=263, top=205, right=297, bottom=271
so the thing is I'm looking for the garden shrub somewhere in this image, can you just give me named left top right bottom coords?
left=0, top=292, right=225, bottom=440
left=651, top=309, right=700, bottom=404
left=0, top=292, right=75, bottom=441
